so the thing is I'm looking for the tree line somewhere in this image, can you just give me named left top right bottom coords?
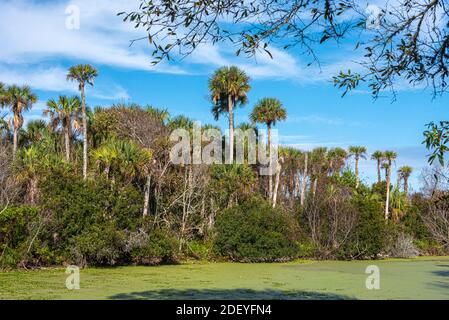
left=0, top=64, right=448, bottom=268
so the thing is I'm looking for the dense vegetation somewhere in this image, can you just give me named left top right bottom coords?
left=1, top=65, right=448, bottom=269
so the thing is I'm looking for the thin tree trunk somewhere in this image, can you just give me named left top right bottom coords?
left=29, top=177, right=38, bottom=204
left=64, top=127, right=70, bottom=162
left=104, top=165, right=110, bottom=179
left=272, top=160, right=281, bottom=208
left=385, top=168, right=391, bottom=220
left=81, top=84, right=88, bottom=180
left=355, top=156, right=359, bottom=188
left=12, top=126, right=18, bottom=159
left=300, top=152, right=308, bottom=206
left=228, top=95, right=234, bottom=163
left=143, top=174, right=152, bottom=217
left=267, top=123, right=273, bottom=200
left=294, top=173, right=300, bottom=199
left=312, top=178, right=317, bottom=198
left=404, top=177, right=409, bottom=196
left=377, top=160, right=381, bottom=183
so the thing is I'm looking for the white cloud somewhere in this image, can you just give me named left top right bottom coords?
left=0, top=65, right=77, bottom=92
left=0, top=64, right=130, bottom=101
left=0, top=0, right=185, bottom=73
left=0, top=0, right=430, bottom=95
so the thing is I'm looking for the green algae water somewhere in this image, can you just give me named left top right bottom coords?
left=1, top=257, right=449, bottom=300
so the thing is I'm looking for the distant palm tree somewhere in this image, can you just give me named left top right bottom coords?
left=348, top=146, right=367, bottom=188
left=310, top=147, right=328, bottom=198
left=0, top=112, right=9, bottom=140
left=24, top=120, right=47, bottom=145
left=209, top=66, right=251, bottom=163
left=250, top=97, right=287, bottom=200
left=17, top=146, right=40, bottom=204
left=384, top=150, right=397, bottom=220
left=0, top=82, right=5, bottom=105
left=327, top=147, right=348, bottom=176
left=44, top=95, right=82, bottom=161
left=0, top=85, right=37, bottom=158
left=398, top=165, right=413, bottom=196
left=67, top=64, right=98, bottom=179
left=144, top=105, right=170, bottom=125
left=371, top=151, right=385, bottom=183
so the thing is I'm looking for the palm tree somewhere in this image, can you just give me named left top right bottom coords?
left=24, top=120, right=47, bottom=145
left=0, top=112, right=9, bottom=139
left=17, top=146, right=40, bottom=204
left=0, top=82, right=5, bottom=105
left=398, top=165, right=413, bottom=196
left=371, top=151, right=385, bottom=183
left=67, top=64, right=98, bottom=179
left=327, top=147, right=348, bottom=176
left=209, top=66, right=251, bottom=163
left=250, top=97, right=287, bottom=200
left=348, top=146, right=367, bottom=188
left=145, top=105, right=170, bottom=125
left=384, top=150, right=397, bottom=220
left=0, top=85, right=37, bottom=158
left=310, top=147, right=328, bottom=198
left=44, top=95, right=82, bottom=161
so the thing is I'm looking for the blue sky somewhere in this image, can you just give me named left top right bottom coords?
left=1, top=0, right=448, bottom=190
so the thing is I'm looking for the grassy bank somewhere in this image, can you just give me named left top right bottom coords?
left=1, top=257, right=449, bottom=300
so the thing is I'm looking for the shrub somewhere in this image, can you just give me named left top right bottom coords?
left=186, top=240, right=213, bottom=260
left=337, top=196, right=388, bottom=259
left=387, top=232, right=420, bottom=258
left=70, top=224, right=126, bottom=267
left=127, top=228, right=178, bottom=265
left=213, top=198, right=299, bottom=262
left=0, top=206, right=39, bottom=269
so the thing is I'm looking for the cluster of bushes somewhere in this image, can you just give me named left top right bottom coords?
left=1, top=172, right=448, bottom=269
left=0, top=170, right=179, bottom=269
left=213, top=198, right=299, bottom=262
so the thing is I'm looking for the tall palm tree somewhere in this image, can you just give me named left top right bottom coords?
left=250, top=97, right=287, bottom=200
left=384, top=150, right=397, bottom=220
left=348, top=146, right=367, bottom=188
left=398, top=165, right=413, bottom=196
left=371, top=151, right=385, bottom=183
left=209, top=66, right=251, bottom=163
left=1, top=85, right=37, bottom=158
left=67, top=64, right=98, bottom=179
left=44, top=95, right=82, bottom=161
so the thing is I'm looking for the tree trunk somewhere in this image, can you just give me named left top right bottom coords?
left=294, top=173, right=300, bottom=199
left=404, top=177, right=409, bottom=196
left=228, top=95, right=234, bottom=163
left=300, top=152, right=308, bottom=206
left=272, top=160, right=281, bottom=208
left=355, top=155, right=359, bottom=188
left=64, top=127, right=70, bottom=162
left=312, top=177, right=317, bottom=198
left=29, top=177, right=38, bottom=204
left=385, top=167, right=391, bottom=220
left=267, top=123, right=273, bottom=200
left=143, top=174, right=151, bottom=217
left=377, top=160, right=381, bottom=183
left=104, top=165, right=110, bottom=179
left=81, top=83, right=88, bottom=180
left=12, top=126, right=18, bottom=159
